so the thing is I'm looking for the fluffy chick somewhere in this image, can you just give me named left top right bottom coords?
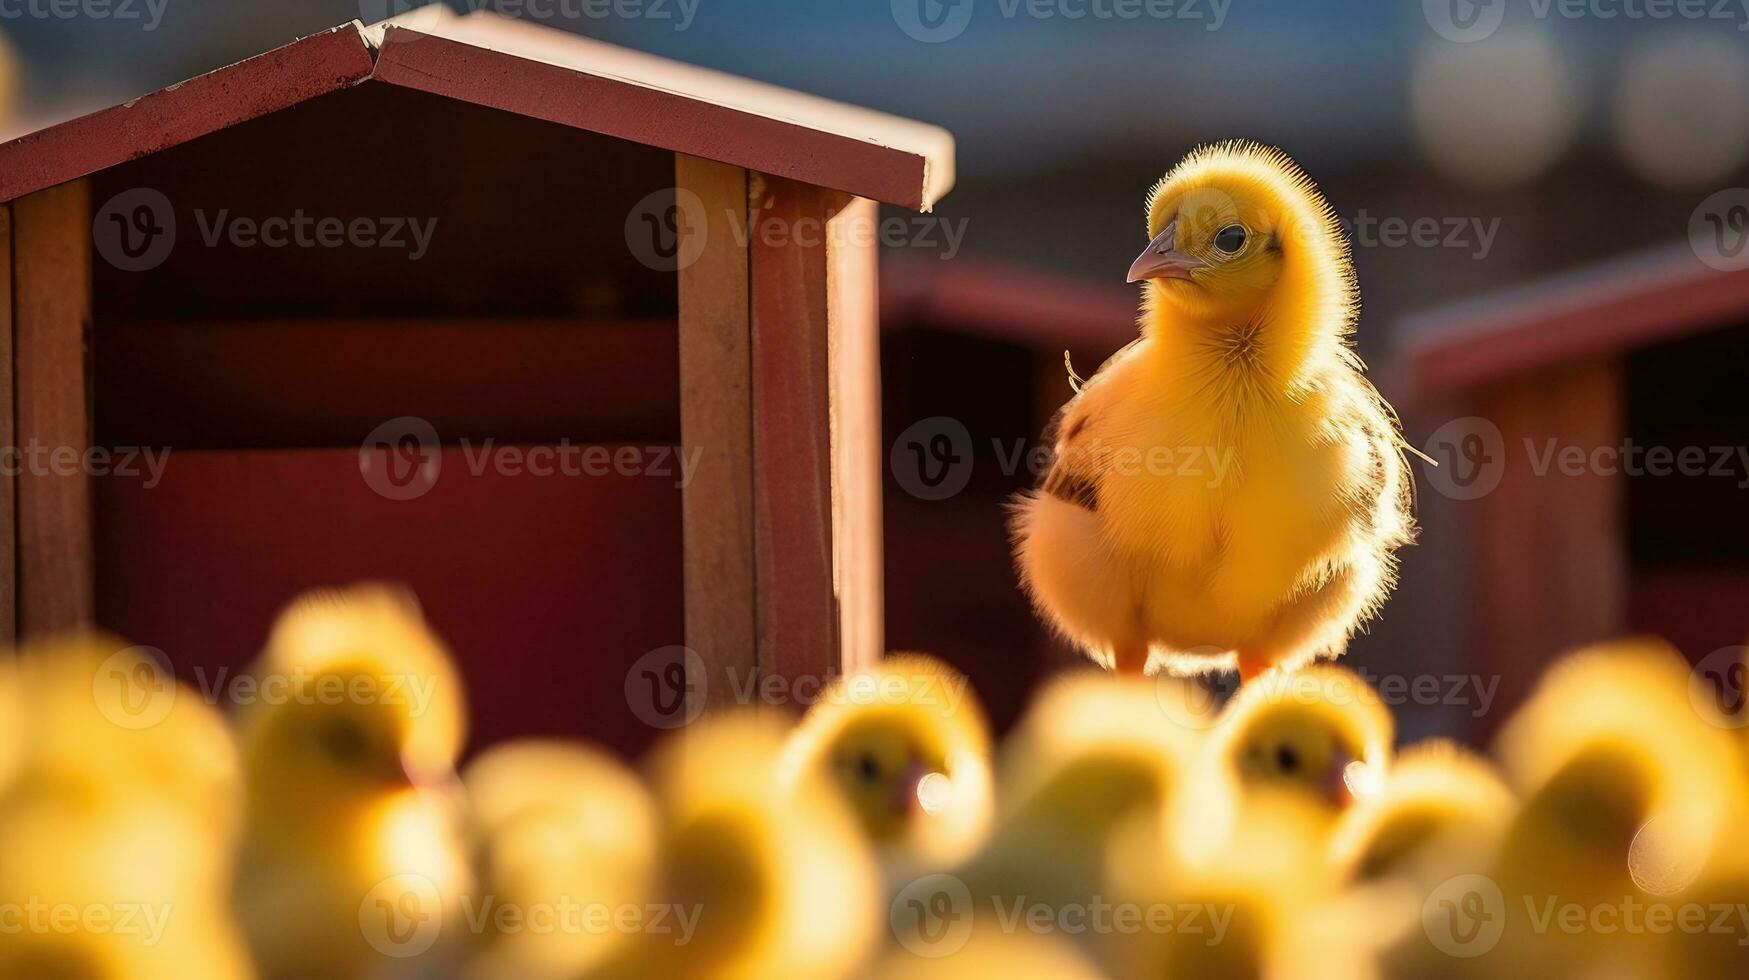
left=869, top=927, right=1106, bottom=980
left=594, top=713, right=880, bottom=980
left=1208, top=664, right=1394, bottom=826
left=234, top=585, right=474, bottom=980
left=1106, top=788, right=1372, bottom=980
left=1327, top=739, right=1514, bottom=887
left=957, top=672, right=1199, bottom=912
left=461, top=739, right=658, bottom=980
left=1486, top=637, right=1746, bottom=977
left=1012, top=140, right=1414, bottom=679
left=780, top=653, right=993, bottom=880
left=0, top=636, right=254, bottom=980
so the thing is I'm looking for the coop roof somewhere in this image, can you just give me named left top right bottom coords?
left=1398, top=242, right=1749, bottom=397
left=0, top=8, right=955, bottom=211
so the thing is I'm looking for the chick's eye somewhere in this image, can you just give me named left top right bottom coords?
left=855, top=754, right=881, bottom=781
left=1214, top=224, right=1247, bottom=254
left=317, top=719, right=370, bottom=764
left=1274, top=744, right=1301, bottom=775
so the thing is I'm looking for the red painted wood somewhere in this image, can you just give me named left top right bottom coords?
left=372, top=26, right=931, bottom=211
left=1405, top=258, right=1749, bottom=398
left=93, top=446, right=686, bottom=757
left=94, top=318, right=678, bottom=449
left=0, top=25, right=375, bottom=204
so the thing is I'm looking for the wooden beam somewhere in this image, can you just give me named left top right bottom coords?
left=828, top=197, right=883, bottom=674
left=0, top=204, right=13, bottom=642
left=749, top=174, right=840, bottom=693
left=677, top=156, right=755, bottom=710
left=13, top=181, right=93, bottom=636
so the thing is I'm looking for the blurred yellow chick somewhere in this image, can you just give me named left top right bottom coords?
left=234, top=585, right=474, bottom=980
left=593, top=713, right=880, bottom=980
left=1208, top=664, right=1394, bottom=825
left=1107, top=788, right=1373, bottom=980
left=1328, top=739, right=1514, bottom=887
left=1487, top=637, right=1746, bottom=977
left=780, top=653, right=993, bottom=880
left=0, top=636, right=254, bottom=980
left=1012, top=140, right=1414, bottom=679
left=461, top=739, right=658, bottom=980
left=958, top=672, right=1199, bottom=911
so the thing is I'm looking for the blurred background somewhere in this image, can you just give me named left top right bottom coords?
left=6, top=0, right=1748, bottom=749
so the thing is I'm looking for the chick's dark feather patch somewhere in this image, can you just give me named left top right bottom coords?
left=1042, top=464, right=1100, bottom=512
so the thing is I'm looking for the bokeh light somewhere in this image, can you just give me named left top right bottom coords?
left=1411, top=31, right=1581, bottom=189
left=1613, top=33, right=1749, bottom=190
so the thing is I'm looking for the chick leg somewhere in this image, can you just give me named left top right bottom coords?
left=1111, top=642, right=1150, bottom=676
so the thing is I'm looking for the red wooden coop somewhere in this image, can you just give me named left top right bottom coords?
left=0, top=8, right=955, bottom=754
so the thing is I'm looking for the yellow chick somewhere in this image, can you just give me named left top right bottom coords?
left=1659, top=832, right=1749, bottom=979
left=234, top=586, right=474, bottom=980
left=1328, top=739, right=1515, bottom=887
left=957, top=672, right=1198, bottom=911
left=1486, top=637, right=1746, bottom=977
left=461, top=739, right=658, bottom=980
left=1106, top=788, right=1373, bottom=980
left=780, top=653, right=993, bottom=880
left=1012, top=141, right=1414, bottom=679
left=594, top=713, right=880, bottom=980
left=1208, top=664, right=1394, bottom=824
left=0, top=636, right=254, bottom=980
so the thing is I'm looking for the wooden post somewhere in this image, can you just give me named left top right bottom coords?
left=12, top=181, right=93, bottom=637
left=677, top=168, right=885, bottom=710
left=748, top=174, right=840, bottom=696
left=0, top=203, right=14, bottom=641
left=827, top=196, right=883, bottom=675
left=677, top=155, right=756, bottom=710
left=1473, top=358, right=1627, bottom=732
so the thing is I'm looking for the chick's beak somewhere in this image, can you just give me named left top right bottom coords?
left=1127, top=218, right=1205, bottom=283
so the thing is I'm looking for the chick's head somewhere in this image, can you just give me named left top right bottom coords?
left=1132, top=140, right=1354, bottom=329
left=241, top=662, right=429, bottom=808
left=1214, top=665, right=1392, bottom=814
left=783, top=653, right=991, bottom=867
